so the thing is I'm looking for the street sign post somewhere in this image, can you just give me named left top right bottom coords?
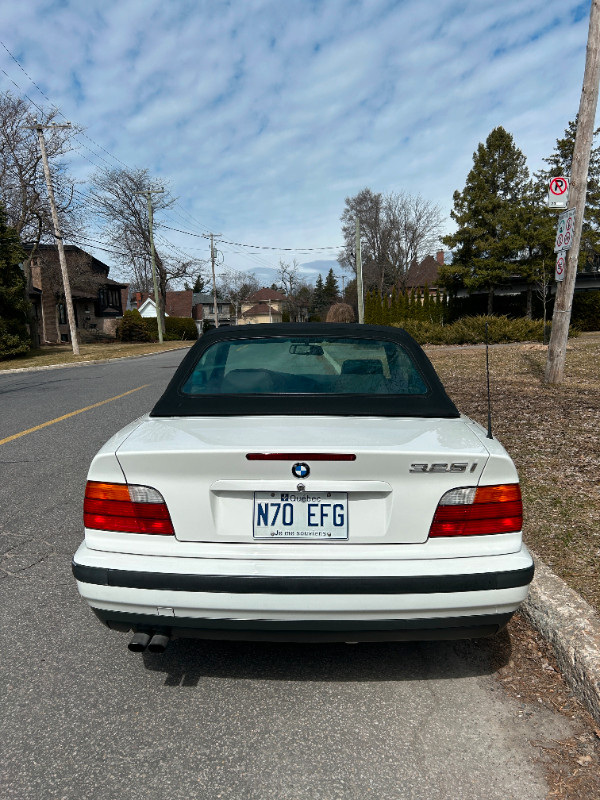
left=554, top=207, right=576, bottom=252
left=548, top=176, right=570, bottom=208
left=555, top=250, right=566, bottom=281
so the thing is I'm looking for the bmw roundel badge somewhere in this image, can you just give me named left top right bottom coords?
left=292, top=462, right=310, bottom=479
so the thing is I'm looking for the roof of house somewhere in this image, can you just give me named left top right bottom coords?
left=193, top=292, right=228, bottom=305
left=248, top=288, right=286, bottom=302
left=405, top=255, right=441, bottom=289
left=241, top=303, right=282, bottom=317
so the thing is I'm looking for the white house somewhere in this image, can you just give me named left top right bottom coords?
left=138, top=297, right=169, bottom=318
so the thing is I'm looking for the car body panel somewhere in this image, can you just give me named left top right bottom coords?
left=111, top=414, right=496, bottom=545
left=73, top=324, right=533, bottom=643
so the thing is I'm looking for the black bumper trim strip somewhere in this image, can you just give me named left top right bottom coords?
left=73, top=560, right=534, bottom=595
left=93, top=608, right=514, bottom=641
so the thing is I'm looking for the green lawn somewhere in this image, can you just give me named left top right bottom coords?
left=0, top=340, right=192, bottom=371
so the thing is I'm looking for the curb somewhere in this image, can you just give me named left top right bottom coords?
left=523, top=554, right=600, bottom=725
left=0, top=345, right=192, bottom=375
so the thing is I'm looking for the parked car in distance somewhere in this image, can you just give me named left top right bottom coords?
left=72, top=323, right=533, bottom=653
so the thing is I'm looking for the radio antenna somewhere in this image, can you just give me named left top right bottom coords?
left=485, top=321, right=493, bottom=439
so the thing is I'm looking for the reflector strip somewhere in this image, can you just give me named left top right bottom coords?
left=246, top=453, right=356, bottom=461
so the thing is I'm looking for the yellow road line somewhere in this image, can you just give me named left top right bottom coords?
left=0, top=384, right=151, bottom=447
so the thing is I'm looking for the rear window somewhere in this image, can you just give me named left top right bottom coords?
left=181, top=336, right=428, bottom=396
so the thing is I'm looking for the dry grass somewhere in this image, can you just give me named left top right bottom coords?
left=426, top=332, right=600, bottom=612
left=0, top=340, right=192, bottom=371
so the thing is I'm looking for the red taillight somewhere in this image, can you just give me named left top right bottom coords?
left=84, top=481, right=174, bottom=535
left=429, top=483, right=522, bottom=537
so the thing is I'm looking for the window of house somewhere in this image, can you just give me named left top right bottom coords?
left=57, top=303, right=67, bottom=325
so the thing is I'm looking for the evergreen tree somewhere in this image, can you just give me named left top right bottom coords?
left=193, top=273, right=210, bottom=293
left=323, top=268, right=339, bottom=307
left=310, top=274, right=326, bottom=317
left=441, top=127, right=530, bottom=313
left=536, top=117, right=600, bottom=272
left=513, top=184, right=556, bottom=318
left=0, top=203, right=29, bottom=358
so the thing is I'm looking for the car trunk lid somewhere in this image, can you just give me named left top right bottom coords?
left=115, top=415, right=490, bottom=545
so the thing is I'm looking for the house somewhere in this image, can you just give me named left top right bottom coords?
left=405, top=250, right=445, bottom=295
left=240, top=288, right=286, bottom=324
left=192, top=293, right=232, bottom=329
left=132, top=290, right=232, bottom=334
left=133, top=289, right=196, bottom=319
left=25, top=244, right=128, bottom=346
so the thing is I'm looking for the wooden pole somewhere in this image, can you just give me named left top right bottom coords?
left=545, top=0, right=600, bottom=384
left=36, top=124, right=79, bottom=355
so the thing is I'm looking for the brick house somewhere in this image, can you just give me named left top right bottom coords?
left=25, top=244, right=128, bottom=346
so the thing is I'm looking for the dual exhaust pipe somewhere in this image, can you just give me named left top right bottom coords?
left=128, top=632, right=170, bottom=653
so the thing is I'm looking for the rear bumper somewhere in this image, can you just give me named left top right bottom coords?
left=73, top=542, right=533, bottom=642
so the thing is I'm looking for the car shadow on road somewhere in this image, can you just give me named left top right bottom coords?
left=140, top=627, right=513, bottom=687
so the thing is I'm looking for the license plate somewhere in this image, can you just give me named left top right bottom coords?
left=253, top=492, right=348, bottom=540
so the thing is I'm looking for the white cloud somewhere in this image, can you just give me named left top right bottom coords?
left=0, top=0, right=595, bottom=284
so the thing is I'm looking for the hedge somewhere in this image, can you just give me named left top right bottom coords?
left=392, top=316, right=561, bottom=345
left=571, top=290, right=600, bottom=331
left=117, top=310, right=198, bottom=342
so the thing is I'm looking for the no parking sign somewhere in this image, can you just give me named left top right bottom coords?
left=555, top=251, right=566, bottom=281
left=548, top=176, right=569, bottom=208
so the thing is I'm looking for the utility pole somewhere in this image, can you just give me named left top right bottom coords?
left=356, top=217, right=364, bottom=323
left=135, top=189, right=164, bottom=344
left=34, top=123, right=79, bottom=355
left=546, top=0, right=600, bottom=384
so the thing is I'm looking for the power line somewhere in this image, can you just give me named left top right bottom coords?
left=1, top=40, right=343, bottom=265
left=161, top=223, right=341, bottom=252
left=0, top=39, right=130, bottom=169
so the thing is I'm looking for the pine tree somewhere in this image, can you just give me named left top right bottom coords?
left=310, top=274, right=326, bottom=318
left=536, top=118, right=600, bottom=272
left=323, top=268, right=339, bottom=307
left=441, top=127, right=530, bottom=314
left=0, top=203, right=29, bottom=357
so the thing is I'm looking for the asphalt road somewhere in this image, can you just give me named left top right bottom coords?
left=0, top=351, right=576, bottom=800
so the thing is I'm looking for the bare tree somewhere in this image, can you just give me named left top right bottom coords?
left=0, top=92, right=83, bottom=258
left=276, top=258, right=300, bottom=296
left=217, top=267, right=260, bottom=322
left=339, top=188, right=444, bottom=294
left=89, top=167, right=201, bottom=317
left=276, top=258, right=314, bottom=321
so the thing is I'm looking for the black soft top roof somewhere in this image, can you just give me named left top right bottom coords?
left=151, top=323, right=459, bottom=418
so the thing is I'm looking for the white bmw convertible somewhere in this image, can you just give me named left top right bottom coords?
left=73, top=324, right=533, bottom=653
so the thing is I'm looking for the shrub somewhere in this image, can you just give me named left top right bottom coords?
left=326, top=303, right=355, bottom=322
left=0, top=320, right=30, bottom=358
left=116, top=309, right=152, bottom=342
left=140, top=315, right=198, bottom=341
left=571, top=290, right=600, bottom=331
left=393, top=316, right=558, bottom=345
left=162, top=316, right=198, bottom=341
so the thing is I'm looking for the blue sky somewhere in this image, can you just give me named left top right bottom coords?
left=0, top=0, right=594, bottom=286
